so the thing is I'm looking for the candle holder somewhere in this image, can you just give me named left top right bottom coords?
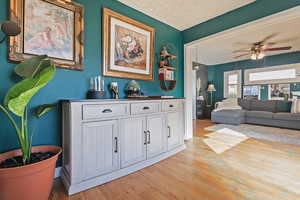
left=86, top=76, right=106, bottom=99
left=87, top=90, right=106, bottom=99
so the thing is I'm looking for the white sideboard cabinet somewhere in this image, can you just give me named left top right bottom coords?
left=61, top=99, right=185, bottom=195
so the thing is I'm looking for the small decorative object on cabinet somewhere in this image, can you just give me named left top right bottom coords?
left=125, top=80, right=143, bottom=98
left=159, top=44, right=177, bottom=91
left=61, top=99, right=185, bottom=195
left=87, top=76, right=106, bottom=99
left=110, top=82, right=119, bottom=99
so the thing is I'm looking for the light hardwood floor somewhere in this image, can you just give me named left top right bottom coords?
left=50, top=120, right=300, bottom=200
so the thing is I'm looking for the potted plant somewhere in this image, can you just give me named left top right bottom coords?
left=0, top=55, right=61, bottom=200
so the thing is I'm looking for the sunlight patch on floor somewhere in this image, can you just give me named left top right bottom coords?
left=203, top=128, right=249, bottom=154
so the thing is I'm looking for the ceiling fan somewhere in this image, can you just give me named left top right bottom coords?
left=233, top=33, right=295, bottom=60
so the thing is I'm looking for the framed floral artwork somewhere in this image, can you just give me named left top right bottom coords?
left=9, top=0, right=84, bottom=70
left=103, top=8, right=155, bottom=80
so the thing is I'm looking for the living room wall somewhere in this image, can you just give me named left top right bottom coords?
left=208, top=51, right=300, bottom=103
left=0, top=0, right=184, bottom=153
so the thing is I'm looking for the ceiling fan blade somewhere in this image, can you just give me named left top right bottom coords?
left=234, top=53, right=250, bottom=59
left=264, top=42, right=277, bottom=47
left=260, top=33, right=279, bottom=44
left=264, top=46, right=292, bottom=51
left=233, top=49, right=250, bottom=53
left=271, top=36, right=300, bottom=44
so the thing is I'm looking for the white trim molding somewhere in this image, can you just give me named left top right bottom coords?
left=184, top=46, right=194, bottom=140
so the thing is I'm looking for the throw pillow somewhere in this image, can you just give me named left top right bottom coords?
left=215, top=98, right=241, bottom=111
left=291, top=99, right=300, bottom=114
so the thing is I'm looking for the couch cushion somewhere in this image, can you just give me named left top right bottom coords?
left=273, top=112, right=300, bottom=121
left=250, top=100, right=277, bottom=112
left=276, top=101, right=292, bottom=113
left=212, top=109, right=245, bottom=118
left=246, top=111, right=274, bottom=119
left=238, top=98, right=252, bottom=110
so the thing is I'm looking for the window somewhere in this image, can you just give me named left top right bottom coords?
left=243, top=85, right=260, bottom=99
left=249, top=69, right=296, bottom=82
left=244, top=63, right=300, bottom=85
left=224, top=70, right=242, bottom=98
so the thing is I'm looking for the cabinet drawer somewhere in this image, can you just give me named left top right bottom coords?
left=82, top=104, right=128, bottom=120
left=130, top=102, right=160, bottom=115
left=162, top=101, right=183, bottom=112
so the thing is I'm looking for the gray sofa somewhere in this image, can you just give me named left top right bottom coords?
left=211, top=99, right=300, bottom=130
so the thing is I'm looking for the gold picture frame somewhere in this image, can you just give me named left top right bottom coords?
left=103, top=8, right=155, bottom=81
left=9, top=0, right=84, bottom=70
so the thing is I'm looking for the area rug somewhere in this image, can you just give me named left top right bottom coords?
left=202, top=128, right=249, bottom=154
left=205, top=124, right=300, bottom=146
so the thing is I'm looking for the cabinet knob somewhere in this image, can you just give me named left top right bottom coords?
left=169, top=105, right=174, bottom=108
left=143, top=106, right=150, bottom=110
left=102, top=109, right=112, bottom=113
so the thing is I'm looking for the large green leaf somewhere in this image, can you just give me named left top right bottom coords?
left=5, top=64, right=56, bottom=116
left=14, top=55, right=48, bottom=78
left=35, top=103, right=57, bottom=118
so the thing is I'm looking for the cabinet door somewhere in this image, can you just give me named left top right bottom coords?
left=167, top=112, right=184, bottom=151
left=146, top=114, right=167, bottom=159
left=120, top=117, right=147, bottom=168
left=82, top=120, right=119, bottom=180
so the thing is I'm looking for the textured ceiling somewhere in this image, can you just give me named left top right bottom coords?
left=118, top=0, right=255, bottom=30
left=191, top=7, right=300, bottom=65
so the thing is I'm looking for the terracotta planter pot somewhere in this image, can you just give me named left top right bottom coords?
left=0, top=145, right=62, bottom=200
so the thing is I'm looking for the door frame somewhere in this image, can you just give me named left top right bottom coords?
left=183, top=5, right=300, bottom=140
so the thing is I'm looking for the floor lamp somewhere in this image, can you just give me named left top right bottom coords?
left=207, top=84, right=216, bottom=106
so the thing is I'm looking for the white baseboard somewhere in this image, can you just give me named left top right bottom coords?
left=55, top=167, right=62, bottom=178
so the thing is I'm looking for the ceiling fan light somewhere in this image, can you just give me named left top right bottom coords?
left=250, top=52, right=264, bottom=60
left=258, top=53, right=265, bottom=59
left=251, top=54, right=257, bottom=60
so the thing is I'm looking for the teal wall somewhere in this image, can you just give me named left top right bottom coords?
left=0, top=0, right=184, bottom=153
left=183, top=0, right=300, bottom=44
left=208, top=51, right=300, bottom=103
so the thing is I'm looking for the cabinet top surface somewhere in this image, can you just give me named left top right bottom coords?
left=62, top=98, right=185, bottom=103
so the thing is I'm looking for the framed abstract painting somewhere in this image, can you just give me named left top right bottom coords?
left=9, top=0, right=84, bottom=70
left=103, top=8, right=155, bottom=80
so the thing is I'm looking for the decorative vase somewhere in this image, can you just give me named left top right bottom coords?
left=0, top=145, right=62, bottom=200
